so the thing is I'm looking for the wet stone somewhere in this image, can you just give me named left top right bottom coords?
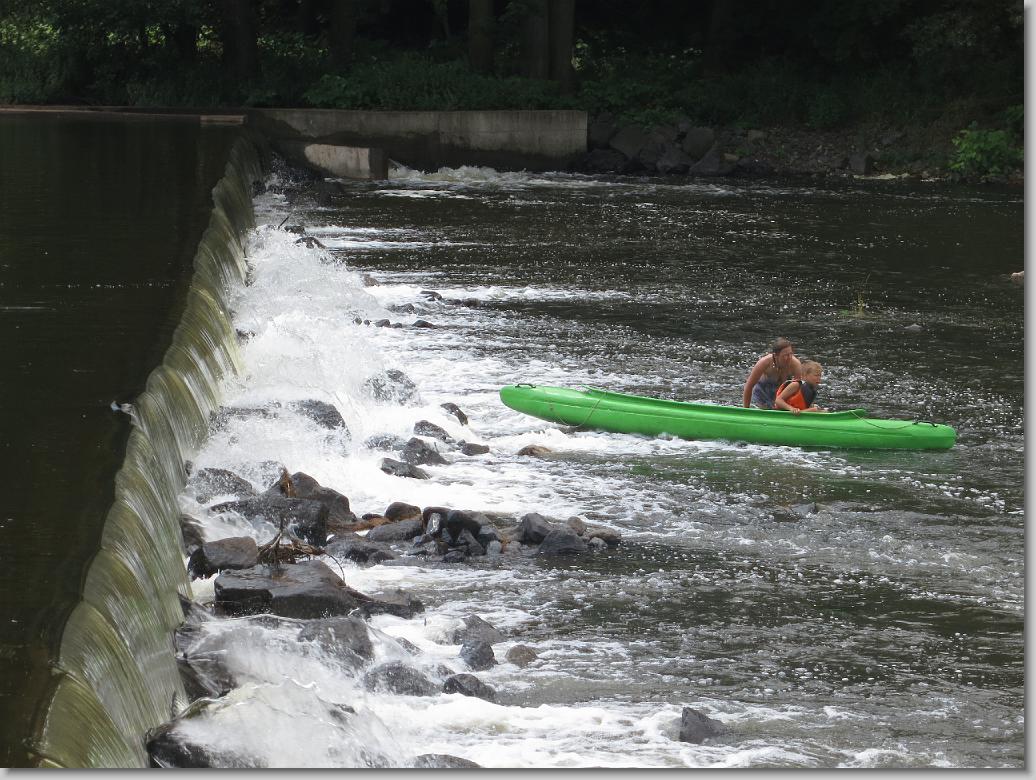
left=460, top=639, right=497, bottom=671
left=364, top=661, right=439, bottom=696
left=187, top=536, right=259, bottom=579
left=443, top=673, right=497, bottom=702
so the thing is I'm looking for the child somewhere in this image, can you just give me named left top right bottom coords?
left=773, top=360, right=826, bottom=414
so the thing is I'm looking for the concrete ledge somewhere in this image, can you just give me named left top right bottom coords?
left=301, top=143, right=388, bottom=180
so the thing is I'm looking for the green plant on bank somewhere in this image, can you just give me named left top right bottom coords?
left=949, top=108, right=1023, bottom=178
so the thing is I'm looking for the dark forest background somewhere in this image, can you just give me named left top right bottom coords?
left=0, top=1, right=1024, bottom=174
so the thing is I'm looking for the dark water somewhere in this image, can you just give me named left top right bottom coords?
left=191, top=166, right=1023, bottom=767
left=0, top=113, right=237, bottom=765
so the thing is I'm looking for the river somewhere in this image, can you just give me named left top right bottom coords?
left=175, top=161, right=1023, bottom=768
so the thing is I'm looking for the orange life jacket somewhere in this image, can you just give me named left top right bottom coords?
left=775, top=379, right=817, bottom=410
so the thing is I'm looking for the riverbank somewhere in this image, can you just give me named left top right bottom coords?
left=571, top=113, right=1024, bottom=184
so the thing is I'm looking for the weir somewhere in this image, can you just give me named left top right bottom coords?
left=26, top=137, right=265, bottom=768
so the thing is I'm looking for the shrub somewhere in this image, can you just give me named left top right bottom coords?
left=949, top=125, right=1023, bottom=177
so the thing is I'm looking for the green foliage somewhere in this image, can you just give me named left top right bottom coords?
left=949, top=125, right=1023, bottom=178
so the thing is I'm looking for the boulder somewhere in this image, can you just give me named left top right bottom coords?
left=505, top=644, right=538, bottom=668
left=298, top=615, right=374, bottom=665
left=412, top=319, right=437, bottom=328
left=519, top=513, right=556, bottom=544
left=445, top=510, right=485, bottom=538
left=210, top=495, right=328, bottom=547
left=443, top=673, right=497, bottom=702
left=365, top=518, right=424, bottom=543
left=588, top=112, right=618, bottom=149
left=213, top=560, right=422, bottom=619
left=147, top=719, right=218, bottom=768
left=324, top=537, right=396, bottom=564
left=401, top=437, right=448, bottom=466
left=363, top=369, right=420, bottom=405
left=677, top=706, right=725, bottom=744
left=420, top=289, right=444, bottom=301
left=566, top=516, right=587, bottom=535
left=655, top=142, right=693, bottom=174
left=380, top=458, right=430, bottom=479
left=460, top=442, right=490, bottom=456
left=460, top=639, right=497, bottom=671
left=187, top=537, right=259, bottom=579
left=580, top=148, right=628, bottom=174
left=421, top=506, right=451, bottom=535
left=537, top=528, right=588, bottom=556
left=585, top=526, right=622, bottom=547
left=848, top=152, right=875, bottom=175
left=446, top=528, right=485, bottom=557
left=176, top=655, right=235, bottom=702
left=364, top=661, right=439, bottom=697
left=449, top=615, right=506, bottom=645
left=689, top=145, right=732, bottom=176
left=285, top=399, right=348, bottom=432
left=267, top=471, right=357, bottom=528
left=295, top=235, right=326, bottom=249
left=190, top=468, right=256, bottom=504
left=609, top=125, right=650, bottom=160
left=385, top=501, right=422, bottom=522
left=414, top=420, right=454, bottom=443
left=681, top=127, right=716, bottom=160
left=440, top=402, right=469, bottom=425
left=363, top=433, right=409, bottom=451
left=179, top=514, right=206, bottom=554
left=413, top=754, right=482, bottom=769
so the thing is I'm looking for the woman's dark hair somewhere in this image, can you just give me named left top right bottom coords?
left=771, top=336, right=794, bottom=356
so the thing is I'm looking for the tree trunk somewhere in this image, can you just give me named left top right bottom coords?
left=218, top=0, right=260, bottom=79
left=702, top=0, right=734, bottom=77
left=548, top=0, right=575, bottom=92
left=468, top=0, right=495, bottom=74
left=522, top=0, right=550, bottom=79
left=329, top=0, right=357, bottom=69
left=163, top=20, right=199, bottom=64
left=298, top=0, right=320, bottom=36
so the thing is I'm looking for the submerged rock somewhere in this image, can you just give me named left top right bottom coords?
left=190, top=467, right=257, bottom=504
left=412, top=754, right=482, bottom=769
left=363, top=369, right=421, bottom=405
left=299, top=615, right=374, bottom=668
left=364, top=661, right=439, bottom=696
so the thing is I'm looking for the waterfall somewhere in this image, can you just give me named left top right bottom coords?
left=27, top=136, right=265, bottom=768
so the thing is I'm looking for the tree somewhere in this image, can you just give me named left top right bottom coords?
left=329, top=0, right=358, bottom=69
left=548, top=0, right=574, bottom=91
left=217, top=0, right=260, bottom=79
left=468, top=0, right=495, bottom=74
left=521, top=0, right=549, bottom=79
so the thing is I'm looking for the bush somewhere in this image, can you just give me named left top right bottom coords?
left=949, top=124, right=1023, bottom=178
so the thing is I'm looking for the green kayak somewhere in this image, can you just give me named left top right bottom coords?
left=499, top=384, right=956, bottom=451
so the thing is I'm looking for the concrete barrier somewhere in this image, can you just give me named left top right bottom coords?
left=300, top=143, right=388, bottom=180
left=249, top=109, right=587, bottom=172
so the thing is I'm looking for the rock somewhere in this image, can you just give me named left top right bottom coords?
left=566, top=516, right=587, bottom=535
left=388, top=303, right=420, bottom=314
left=537, top=528, right=588, bottom=556
left=609, top=125, right=650, bottom=160
left=746, top=129, right=767, bottom=143
left=414, top=420, right=454, bottom=443
left=187, top=537, right=259, bottom=579
left=655, top=142, right=693, bottom=174
left=849, top=152, right=875, bottom=175
left=681, top=127, right=716, bottom=160
left=485, top=540, right=503, bottom=556
left=790, top=502, right=818, bottom=518
left=580, top=148, right=628, bottom=173
left=363, top=369, right=420, bottom=405
left=385, top=501, right=422, bottom=522
left=298, top=615, right=374, bottom=668
left=445, top=510, right=485, bottom=538
left=587, top=536, right=607, bottom=550
left=401, top=437, right=448, bottom=466
left=374, top=319, right=394, bottom=328
left=460, top=639, right=497, bottom=671
left=505, top=644, right=538, bottom=667
left=588, top=112, right=618, bottom=149
left=475, top=525, right=501, bottom=549
left=518, top=513, right=556, bottom=544
left=735, top=157, right=775, bottom=176
left=421, top=506, right=451, bottom=535
left=440, top=402, right=469, bottom=425
left=210, top=495, right=328, bottom=547
left=516, top=445, right=551, bottom=457
left=412, top=319, right=437, bottom=328
left=678, top=706, right=725, bottom=744
left=295, top=235, right=326, bottom=249
left=443, top=673, right=497, bottom=702
left=380, top=458, right=430, bottom=479
left=449, top=615, right=506, bottom=645
left=420, top=289, right=444, bottom=301
left=324, top=537, right=396, bottom=564
left=689, top=145, right=732, bottom=176
left=364, top=661, right=439, bottom=696
left=636, top=139, right=665, bottom=170
left=285, top=399, right=348, bottom=432
left=190, top=468, right=256, bottom=504
left=363, top=433, right=409, bottom=451
left=585, top=525, right=622, bottom=547
left=442, top=549, right=467, bottom=563
left=1011, top=271, right=1024, bottom=285
left=447, top=528, right=485, bottom=557
left=267, top=472, right=357, bottom=528
left=413, top=754, right=482, bottom=769
left=365, top=518, right=424, bottom=543
left=176, top=654, right=233, bottom=702
left=179, top=514, right=205, bottom=554
left=213, top=560, right=422, bottom=619
left=460, top=442, right=490, bottom=456
left=147, top=718, right=218, bottom=768
left=283, top=224, right=305, bottom=234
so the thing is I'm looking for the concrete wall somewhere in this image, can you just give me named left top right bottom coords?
left=248, top=109, right=587, bottom=172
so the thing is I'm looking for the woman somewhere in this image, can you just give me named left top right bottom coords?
left=742, top=336, right=803, bottom=409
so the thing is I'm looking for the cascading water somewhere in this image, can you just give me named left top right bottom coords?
left=28, top=137, right=265, bottom=768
